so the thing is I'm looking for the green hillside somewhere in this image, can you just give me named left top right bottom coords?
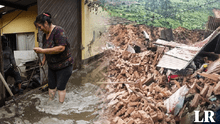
left=100, top=0, right=220, bottom=29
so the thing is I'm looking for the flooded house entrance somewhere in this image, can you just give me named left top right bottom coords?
left=0, top=58, right=106, bottom=123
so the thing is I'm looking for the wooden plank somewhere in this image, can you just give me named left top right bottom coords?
left=152, top=51, right=159, bottom=66
left=160, top=28, right=174, bottom=41
left=200, top=84, right=209, bottom=97
left=142, top=76, right=154, bottom=86
left=190, top=94, right=201, bottom=108
left=154, top=39, right=180, bottom=48
left=0, top=32, right=6, bottom=107
left=214, top=81, right=220, bottom=95
left=154, top=39, right=198, bottom=50
left=206, top=86, right=214, bottom=98
left=197, top=72, right=220, bottom=82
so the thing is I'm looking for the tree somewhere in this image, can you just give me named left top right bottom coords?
left=99, top=0, right=106, bottom=6
left=145, top=0, right=172, bottom=17
left=145, top=0, right=158, bottom=12
left=158, top=0, right=173, bottom=17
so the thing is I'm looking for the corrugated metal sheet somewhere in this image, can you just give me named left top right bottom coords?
left=155, top=39, right=200, bottom=51
left=165, top=48, right=197, bottom=61
left=157, top=27, right=220, bottom=70
left=37, top=0, right=82, bottom=70
left=157, top=55, right=189, bottom=70
left=193, top=28, right=220, bottom=48
left=157, top=47, right=199, bottom=70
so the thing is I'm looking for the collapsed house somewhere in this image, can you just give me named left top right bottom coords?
left=156, top=27, right=220, bottom=72
left=95, top=18, right=220, bottom=123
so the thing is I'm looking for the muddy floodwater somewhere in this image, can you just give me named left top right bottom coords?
left=0, top=63, right=105, bottom=124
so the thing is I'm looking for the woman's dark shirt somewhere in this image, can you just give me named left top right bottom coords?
left=43, top=26, right=73, bottom=70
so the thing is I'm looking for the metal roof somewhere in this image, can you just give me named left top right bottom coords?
left=0, top=0, right=37, bottom=17
left=157, top=54, right=190, bottom=70
left=155, top=39, right=201, bottom=51
left=157, top=27, right=220, bottom=70
left=157, top=46, right=200, bottom=70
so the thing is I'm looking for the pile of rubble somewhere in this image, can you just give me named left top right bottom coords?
left=98, top=51, right=220, bottom=124
left=173, top=26, right=206, bottom=45
left=103, top=50, right=174, bottom=124
left=95, top=24, right=220, bottom=124
left=108, top=24, right=205, bottom=50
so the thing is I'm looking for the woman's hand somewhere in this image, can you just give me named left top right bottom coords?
left=39, top=61, right=45, bottom=67
left=39, top=54, right=46, bottom=67
left=33, top=47, right=44, bottom=53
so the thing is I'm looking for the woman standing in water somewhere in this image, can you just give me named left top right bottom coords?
left=33, top=12, right=73, bottom=103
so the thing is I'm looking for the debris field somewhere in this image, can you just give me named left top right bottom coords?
left=96, top=24, right=220, bottom=124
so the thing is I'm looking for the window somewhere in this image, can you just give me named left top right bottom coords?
left=4, top=32, right=35, bottom=51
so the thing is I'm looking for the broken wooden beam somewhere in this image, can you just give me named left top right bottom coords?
left=142, top=76, right=154, bottom=86
left=200, top=84, right=209, bottom=97
left=214, top=81, right=220, bottom=95
left=197, top=72, right=220, bottom=82
left=190, top=94, right=201, bottom=108
left=206, top=85, right=214, bottom=98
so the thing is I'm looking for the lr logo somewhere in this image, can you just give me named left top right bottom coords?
left=194, top=110, right=215, bottom=123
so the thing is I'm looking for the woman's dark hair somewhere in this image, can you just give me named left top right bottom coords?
left=34, top=12, right=52, bottom=27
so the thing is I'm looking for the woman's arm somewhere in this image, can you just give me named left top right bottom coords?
left=34, top=45, right=65, bottom=54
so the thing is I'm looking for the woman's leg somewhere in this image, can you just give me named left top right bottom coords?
left=56, top=65, right=73, bottom=103
left=48, top=68, right=57, bottom=101
left=58, top=89, right=66, bottom=103
left=49, top=88, right=56, bottom=101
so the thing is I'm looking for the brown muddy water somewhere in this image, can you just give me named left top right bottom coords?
left=0, top=62, right=106, bottom=124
